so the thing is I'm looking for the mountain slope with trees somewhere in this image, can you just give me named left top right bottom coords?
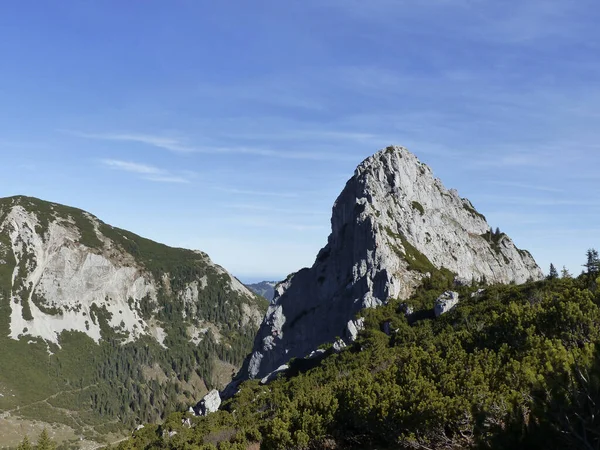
left=115, top=257, right=600, bottom=449
left=0, top=196, right=268, bottom=448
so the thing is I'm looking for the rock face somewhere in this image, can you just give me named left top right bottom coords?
left=193, top=389, right=221, bottom=416
left=235, top=146, right=543, bottom=382
left=0, top=196, right=264, bottom=347
left=434, top=291, right=459, bottom=317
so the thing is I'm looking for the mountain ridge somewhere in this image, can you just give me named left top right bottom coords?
left=0, top=195, right=267, bottom=447
left=236, top=145, right=543, bottom=382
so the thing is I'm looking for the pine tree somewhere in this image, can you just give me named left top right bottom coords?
left=548, top=263, right=558, bottom=280
left=35, top=429, right=56, bottom=450
left=17, top=436, right=32, bottom=450
left=584, top=249, right=600, bottom=276
left=561, top=266, right=572, bottom=279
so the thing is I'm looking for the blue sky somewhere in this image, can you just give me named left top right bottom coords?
left=1, top=1, right=600, bottom=282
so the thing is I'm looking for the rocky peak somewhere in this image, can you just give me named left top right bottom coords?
left=234, top=146, right=543, bottom=383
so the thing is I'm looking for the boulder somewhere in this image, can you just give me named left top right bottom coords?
left=346, top=318, right=365, bottom=341
left=193, top=389, right=221, bottom=416
left=332, top=339, right=346, bottom=353
left=434, top=291, right=459, bottom=317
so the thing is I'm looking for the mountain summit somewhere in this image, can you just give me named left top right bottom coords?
left=237, top=146, right=543, bottom=381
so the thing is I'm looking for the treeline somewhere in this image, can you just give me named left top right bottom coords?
left=115, top=257, right=600, bottom=449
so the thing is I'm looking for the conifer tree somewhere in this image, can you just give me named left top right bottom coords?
left=35, top=429, right=55, bottom=450
left=548, top=263, right=558, bottom=280
left=17, top=436, right=32, bottom=450
left=584, top=249, right=600, bottom=276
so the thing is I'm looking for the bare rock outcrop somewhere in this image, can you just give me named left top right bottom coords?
left=193, top=389, right=221, bottom=416
left=434, top=291, right=459, bottom=317
left=232, top=146, right=543, bottom=384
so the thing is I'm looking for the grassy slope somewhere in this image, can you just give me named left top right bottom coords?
left=0, top=196, right=267, bottom=448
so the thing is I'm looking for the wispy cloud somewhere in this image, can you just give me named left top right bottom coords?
left=99, top=159, right=193, bottom=184
left=75, top=132, right=195, bottom=153
left=73, top=131, right=355, bottom=161
left=100, top=159, right=162, bottom=174
left=144, top=175, right=190, bottom=184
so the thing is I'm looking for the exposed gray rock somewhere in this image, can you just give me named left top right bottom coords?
left=434, top=291, right=460, bottom=317
left=332, top=339, right=346, bottom=353
left=232, top=146, right=543, bottom=383
left=346, top=318, right=365, bottom=341
left=471, top=288, right=486, bottom=298
left=193, top=389, right=221, bottom=416
left=307, top=349, right=327, bottom=359
left=453, top=277, right=471, bottom=287
left=260, top=364, right=289, bottom=384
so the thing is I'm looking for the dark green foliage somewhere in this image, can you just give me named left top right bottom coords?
left=30, top=291, right=61, bottom=316
left=548, top=263, right=558, bottom=280
left=411, top=201, right=424, bottom=215
left=480, top=229, right=509, bottom=259
left=99, top=223, right=208, bottom=291
left=16, top=435, right=32, bottom=450
left=117, top=274, right=600, bottom=449
left=585, top=248, right=600, bottom=277
left=35, top=428, right=56, bottom=450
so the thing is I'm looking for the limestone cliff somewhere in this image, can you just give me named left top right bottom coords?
left=238, top=146, right=543, bottom=381
left=0, top=195, right=267, bottom=442
left=0, top=196, right=264, bottom=347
